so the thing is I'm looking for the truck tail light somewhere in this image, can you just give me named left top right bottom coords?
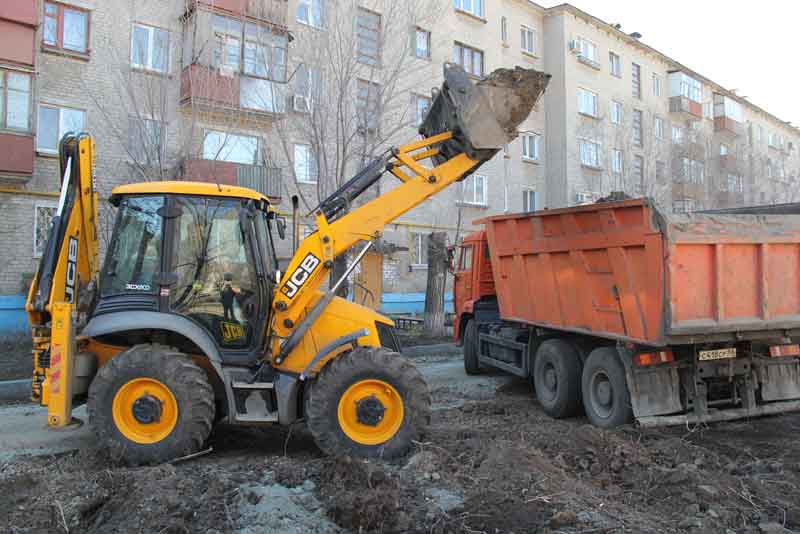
left=634, top=349, right=674, bottom=367
left=769, top=344, right=800, bottom=357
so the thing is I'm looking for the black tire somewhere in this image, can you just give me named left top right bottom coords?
left=581, top=347, right=633, bottom=428
left=463, top=319, right=482, bottom=375
left=532, top=339, right=583, bottom=418
left=305, top=347, right=431, bottom=459
left=88, top=344, right=215, bottom=465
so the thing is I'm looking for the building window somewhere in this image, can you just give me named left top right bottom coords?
left=632, top=109, right=643, bottom=146
left=128, top=117, right=164, bottom=165
left=725, top=173, right=743, bottom=193
left=0, top=71, right=32, bottom=131
left=202, top=130, right=258, bottom=165
left=293, top=143, right=318, bottom=184
left=656, top=160, right=666, bottom=182
left=461, top=173, right=487, bottom=205
left=131, top=24, right=169, bottom=73
left=297, top=0, right=323, bottom=28
left=412, top=94, right=431, bottom=126
left=410, top=232, right=428, bottom=267
left=212, top=15, right=287, bottom=81
left=672, top=125, right=685, bottom=144
left=632, top=155, right=644, bottom=193
left=294, top=64, right=322, bottom=111
left=521, top=25, right=536, bottom=55
left=654, top=116, right=665, bottom=140
left=37, top=105, right=85, bottom=153
left=356, top=8, right=381, bottom=65
left=523, top=190, right=538, bottom=212
left=631, top=62, right=641, bottom=99
left=579, top=139, right=601, bottom=168
left=578, top=88, right=598, bottom=117
left=576, top=37, right=598, bottom=63
left=453, top=0, right=483, bottom=18
left=415, top=28, right=431, bottom=59
left=356, top=79, right=380, bottom=131
left=43, top=2, right=89, bottom=54
left=680, top=157, right=705, bottom=184
left=652, top=73, right=661, bottom=97
left=720, top=143, right=729, bottom=156
left=611, top=148, right=623, bottom=174
left=610, top=100, right=622, bottom=125
left=501, top=16, right=508, bottom=44
left=34, top=202, right=58, bottom=257
left=609, top=52, right=621, bottom=77
left=757, top=124, right=764, bottom=143
left=453, top=42, right=484, bottom=77
left=522, top=133, right=541, bottom=161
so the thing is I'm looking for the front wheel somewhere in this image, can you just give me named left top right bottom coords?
left=581, top=347, right=633, bottom=428
left=305, top=347, right=431, bottom=459
left=88, top=344, right=215, bottom=465
left=463, top=319, right=483, bottom=375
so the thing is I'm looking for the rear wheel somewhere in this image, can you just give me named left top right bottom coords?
left=532, top=339, right=583, bottom=418
left=88, top=344, right=215, bottom=465
left=581, top=347, right=633, bottom=428
left=463, top=319, right=482, bottom=375
left=305, top=347, right=430, bottom=459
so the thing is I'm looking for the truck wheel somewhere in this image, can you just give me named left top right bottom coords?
left=581, top=347, right=633, bottom=428
left=463, top=319, right=483, bottom=375
left=305, top=347, right=431, bottom=459
left=88, top=344, right=215, bottom=465
left=532, top=339, right=583, bottom=418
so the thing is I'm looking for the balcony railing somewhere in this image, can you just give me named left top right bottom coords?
left=714, top=116, right=745, bottom=137
left=182, top=159, right=282, bottom=201
left=720, top=153, right=739, bottom=171
left=669, top=96, right=702, bottom=119
left=0, top=132, right=34, bottom=181
left=180, top=64, right=286, bottom=116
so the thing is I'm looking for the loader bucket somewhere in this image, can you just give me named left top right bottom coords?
left=420, top=64, right=550, bottom=166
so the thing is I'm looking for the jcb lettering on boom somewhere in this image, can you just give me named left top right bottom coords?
left=64, top=237, right=78, bottom=303
left=281, top=253, right=320, bottom=298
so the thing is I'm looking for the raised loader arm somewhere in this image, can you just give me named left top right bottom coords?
left=26, top=133, right=100, bottom=426
left=271, top=65, right=549, bottom=366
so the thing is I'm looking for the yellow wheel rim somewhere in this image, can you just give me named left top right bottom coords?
left=111, top=378, right=178, bottom=445
left=337, top=379, right=405, bottom=446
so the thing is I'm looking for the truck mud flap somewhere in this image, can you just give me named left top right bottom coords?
left=636, top=399, right=800, bottom=427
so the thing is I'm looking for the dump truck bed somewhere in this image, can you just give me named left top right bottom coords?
left=480, top=198, right=800, bottom=346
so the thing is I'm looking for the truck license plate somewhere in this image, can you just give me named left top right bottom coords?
left=698, top=347, right=736, bottom=361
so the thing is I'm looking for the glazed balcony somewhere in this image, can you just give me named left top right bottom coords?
left=191, top=0, right=288, bottom=29
left=714, top=94, right=745, bottom=138
left=669, top=96, right=702, bottom=120
left=720, top=153, right=739, bottom=171
left=668, top=71, right=703, bottom=120
left=180, top=64, right=286, bottom=117
left=182, top=158, right=282, bottom=201
left=0, top=132, right=34, bottom=181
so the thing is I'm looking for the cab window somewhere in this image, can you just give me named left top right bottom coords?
left=101, top=195, right=163, bottom=296
left=459, top=245, right=473, bottom=271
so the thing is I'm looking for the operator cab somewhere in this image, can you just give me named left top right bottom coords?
left=95, top=181, right=283, bottom=365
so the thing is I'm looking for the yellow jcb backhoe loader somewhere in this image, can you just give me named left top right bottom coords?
left=26, top=65, right=550, bottom=464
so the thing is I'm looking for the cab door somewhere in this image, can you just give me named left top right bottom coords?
left=453, top=243, right=474, bottom=320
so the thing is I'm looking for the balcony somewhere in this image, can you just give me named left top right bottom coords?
left=191, top=0, right=288, bottom=29
left=0, top=132, right=34, bottom=181
left=180, top=64, right=286, bottom=117
left=182, top=158, right=282, bottom=201
left=669, top=96, right=702, bottom=120
left=713, top=94, right=745, bottom=138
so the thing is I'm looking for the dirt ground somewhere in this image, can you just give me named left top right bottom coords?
left=2, top=347, right=800, bottom=534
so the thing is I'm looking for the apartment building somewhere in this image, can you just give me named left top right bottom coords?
left=0, top=0, right=798, bottom=298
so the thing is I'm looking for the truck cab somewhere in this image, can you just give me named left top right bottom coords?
left=452, top=230, right=496, bottom=344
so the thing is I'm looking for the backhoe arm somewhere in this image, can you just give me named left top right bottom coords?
left=271, top=66, right=550, bottom=365
left=26, top=133, right=100, bottom=424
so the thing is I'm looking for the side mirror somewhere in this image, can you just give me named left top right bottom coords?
left=446, top=245, right=456, bottom=273
left=276, top=216, right=287, bottom=240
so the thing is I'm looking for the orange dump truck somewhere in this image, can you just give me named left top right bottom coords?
left=453, top=198, right=800, bottom=427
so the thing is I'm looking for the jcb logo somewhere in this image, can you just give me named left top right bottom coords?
left=64, top=237, right=78, bottom=303
left=281, top=253, right=320, bottom=299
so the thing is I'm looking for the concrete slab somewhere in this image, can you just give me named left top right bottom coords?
left=0, top=403, right=93, bottom=463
